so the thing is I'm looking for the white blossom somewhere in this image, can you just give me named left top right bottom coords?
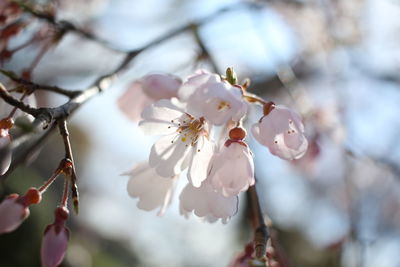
left=179, top=70, right=247, bottom=125
left=139, top=99, right=214, bottom=186
left=252, top=105, right=308, bottom=160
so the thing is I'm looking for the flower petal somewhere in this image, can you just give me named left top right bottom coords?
left=149, top=134, right=192, bottom=177
left=118, top=81, right=154, bottom=122
left=187, top=136, right=215, bottom=187
left=210, top=143, right=254, bottom=197
left=179, top=180, right=238, bottom=222
left=126, top=162, right=177, bottom=215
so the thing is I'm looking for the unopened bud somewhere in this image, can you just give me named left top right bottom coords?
left=0, top=118, right=14, bottom=131
left=24, top=187, right=42, bottom=205
left=229, top=127, right=246, bottom=141
left=55, top=206, right=69, bottom=223
left=0, top=194, right=29, bottom=234
left=41, top=207, right=70, bottom=267
left=226, top=67, right=238, bottom=85
left=242, top=78, right=251, bottom=90
left=41, top=224, right=69, bottom=267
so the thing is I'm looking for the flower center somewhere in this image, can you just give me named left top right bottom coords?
left=217, top=100, right=231, bottom=111
left=174, top=116, right=206, bottom=146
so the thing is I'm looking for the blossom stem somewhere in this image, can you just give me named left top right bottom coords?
left=38, top=168, right=62, bottom=193
left=247, top=184, right=269, bottom=259
left=243, top=93, right=267, bottom=105
left=60, top=177, right=69, bottom=207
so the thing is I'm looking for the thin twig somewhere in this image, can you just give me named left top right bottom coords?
left=58, top=120, right=79, bottom=213
left=38, top=165, right=62, bottom=193
left=12, top=0, right=124, bottom=53
left=0, top=69, right=82, bottom=98
left=0, top=82, right=41, bottom=116
left=191, top=24, right=219, bottom=73
left=60, top=176, right=69, bottom=207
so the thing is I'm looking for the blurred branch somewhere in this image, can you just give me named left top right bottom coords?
left=12, top=0, right=124, bottom=53
left=191, top=25, right=220, bottom=73
left=58, top=120, right=79, bottom=213
left=1, top=122, right=56, bottom=179
left=0, top=69, right=82, bottom=98
left=248, top=184, right=269, bottom=259
left=0, top=82, right=39, bottom=116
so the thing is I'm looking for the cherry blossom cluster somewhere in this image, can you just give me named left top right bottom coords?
left=120, top=68, right=308, bottom=223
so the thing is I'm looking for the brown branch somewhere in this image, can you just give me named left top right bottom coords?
left=191, top=24, right=220, bottom=73
left=0, top=82, right=40, bottom=116
left=58, top=120, right=79, bottom=214
left=247, top=184, right=269, bottom=259
left=0, top=69, right=82, bottom=98
left=12, top=0, right=124, bottom=53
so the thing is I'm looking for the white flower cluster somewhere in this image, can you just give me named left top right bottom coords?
left=120, top=69, right=308, bottom=223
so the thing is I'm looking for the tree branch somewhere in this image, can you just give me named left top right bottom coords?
left=0, top=69, right=82, bottom=98
left=0, top=82, right=40, bottom=116
left=58, top=120, right=79, bottom=213
left=12, top=0, right=124, bottom=53
left=248, top=184, right=269, bottom=259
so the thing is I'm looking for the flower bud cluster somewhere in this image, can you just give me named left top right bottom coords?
left=121, top=68, right=308, bottom=222
left=0, top=158, right=75, bottom=267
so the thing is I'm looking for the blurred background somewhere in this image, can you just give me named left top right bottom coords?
left=1, top=0, right=400, bottom=266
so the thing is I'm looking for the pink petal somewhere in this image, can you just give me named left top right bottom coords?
left=149, top=134, right=192, bottom=177
left=118, top=81, right=154, bottom=122
left=141, top=73, right=181, bottom=99
left=179, top=181, right=238, bottom=222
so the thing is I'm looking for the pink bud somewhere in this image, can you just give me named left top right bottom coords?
left=41, top=207, right=69, bottom=267
left=0, top=194, right=29, bottom=234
